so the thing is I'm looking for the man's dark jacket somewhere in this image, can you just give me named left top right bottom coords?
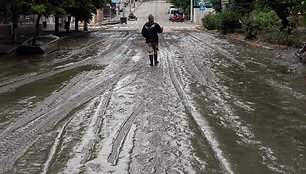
left=142, top=22, right=162, bottom=43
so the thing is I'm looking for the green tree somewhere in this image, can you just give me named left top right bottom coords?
left=0, top=0, right=32, bottom=43
left=256, top=0, right=305, bottom=30
left=168, top=0, right=190, bottom=17
left=212, top=0, right=222, bottom=12
left=65, top=0, right=110, bottom=32
left=290, top=0, right=306, bottom=24
left=32, top=0, right=57, bottom=36
left=230, top=0, right=256, bottom=15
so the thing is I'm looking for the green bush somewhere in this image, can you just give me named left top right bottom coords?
left=202, top=12, right=218, bottom=30
left=241, top=9, right=282, bottom=40
left=247, top=9, right=306, bottom=46
left=202, top=8, right=305, bottom=47
left=241, top=15, right=257, bottom=39
left=261, top=29, right=306, bottom=47
left=261, top=30, right=294, bottom=46
left=202, top=10, right=241, bottom=34
left=252, top=9, right=281, bottom=32
left=216, top=10, right=241, bottom=34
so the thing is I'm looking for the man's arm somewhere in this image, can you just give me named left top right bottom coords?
left=141, top=26, right=146, bottom=38
left=157, top=23, right=163, bottom=33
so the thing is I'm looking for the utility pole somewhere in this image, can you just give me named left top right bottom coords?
left=190, top=0, right=194, bottom=22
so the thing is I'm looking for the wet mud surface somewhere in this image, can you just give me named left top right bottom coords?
left=0, top=31, right=306, bottom=174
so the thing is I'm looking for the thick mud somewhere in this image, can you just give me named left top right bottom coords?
left=0, top=30, right=305, bottom=174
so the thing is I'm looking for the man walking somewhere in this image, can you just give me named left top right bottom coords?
left=142, top=14, right=163, bottom=66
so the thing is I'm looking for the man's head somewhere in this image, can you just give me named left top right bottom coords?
left=148, top=14, right=154, bottom=22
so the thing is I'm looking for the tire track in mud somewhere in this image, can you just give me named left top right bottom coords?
left=61, top=72, right=147, bottom=173
left=0, top=32, right=130, bottom=94
left=125, top=56, right=204, bottom=173
left=45, top=91, right=113, bottom=174
left=0, top=37, right=101, bottom=92
left=168, top=33, right=257, bottom=143
left=186, top=32, right=305, bottom=173
left=0, top=32, right=131, bottom=135
left=0, top=32, right=140, bottom=173
left=160, top=40, right=233, bottom=173
left=41, top=114, right=75, bottom=174
left=164, top=32, right=292, bottom=173
left=0, top=74, right=118, bottom=173
left=71, top=37, right=204, bottom=173
left=0, top=32, right=133, bottom=136
left=188, top=32, right=306, bottom=103
left=107, top=102, right=147, bottom=165
left=187, top=33, right=246, bottom=69
left=50, top=33, right=148, bottom=174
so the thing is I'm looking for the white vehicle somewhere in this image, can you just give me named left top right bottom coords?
left=168, top=5, right=176, bottom=13
left=169, top=8, right=180, bottom=20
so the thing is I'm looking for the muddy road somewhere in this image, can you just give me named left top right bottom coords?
left=1, top=1, right=306, bottom=174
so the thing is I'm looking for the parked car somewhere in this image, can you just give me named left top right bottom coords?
left=168, top=5, right=176, bottom=13
left=170, top=14, right=184, bottom=22
left=169, top=8, right=184, bottom=22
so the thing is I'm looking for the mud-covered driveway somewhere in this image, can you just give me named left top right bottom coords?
left=1, top=0, right=306, bottom=173
left=0, top=30, right=306, bottom=174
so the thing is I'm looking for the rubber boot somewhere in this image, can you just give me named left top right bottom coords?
left=149, top=55, right=153, bottom=66
left=154, top=54, right=159, bottom=65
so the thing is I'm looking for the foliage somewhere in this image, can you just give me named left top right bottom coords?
left=168, top=0, right=190, bottom=16
left=229, top=0, right=256, bottom=15
left=255, top=0, right=305, bottom=30
left=211, top=0, right=222, bottom=12
left=241, top=15, right=256, bottom=39
left=216, top=9, right=241, bottom=34
left=202, top=12, right=218, bottom=30
left=0, top=0, right=110, bottom=22
left=202, top=10, right=241, bottom=34
left=252, top=9, right=281, bottom=32
left=261, top=29, right=306, bottom=47
left=241, top=9, right=282, bottom=39
left=206, top=0, right=305, bottom=46
left=0, top=0, right=32, bottom=22
left=0, top=0, right=110, bottom=40
left=63, top=0, right=109, bottom=26
left=238, top=7, right=306, bottom=46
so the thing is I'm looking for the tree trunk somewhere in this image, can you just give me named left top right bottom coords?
left=12, top=22, right=17, bottom=44
left=36, top=14, right=42, bottom=36
left=75, top=19, right=79, bottom=32
left=54, top=16, right=59, bottom=36
left=280, top=17, right=289, bottom=31
left=84, top=22, right=88, bottom=31
left=11, top=11, right=18, bottom=43
left=65, top=16, right=71, bottom=33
